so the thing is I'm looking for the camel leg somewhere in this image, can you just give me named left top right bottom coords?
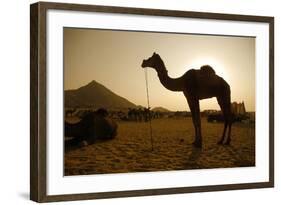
left=217, top=96, right=232, bottom=145
left=187, top=97, right=202, bottom=148
left=225, top=122, right=232, bottom=145
left=216, top=96, right=228, bottom=145
left=224, top=96, right=232, bottom=145
left=218, top=122, right=227, bottom=145
left=193, top=100, right=202, bottom=148
left=225, top=112, right=232, bottom=145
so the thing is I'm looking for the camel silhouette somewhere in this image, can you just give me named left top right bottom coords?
left=141, top=52, right=232, bottom=148
left=65, top=108, right=118, bottom=147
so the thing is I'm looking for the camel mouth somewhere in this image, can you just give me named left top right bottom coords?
left=141, top=60, right=147, bottom=68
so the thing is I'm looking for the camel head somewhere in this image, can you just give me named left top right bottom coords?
left=141, top=52, right=164, bottom=72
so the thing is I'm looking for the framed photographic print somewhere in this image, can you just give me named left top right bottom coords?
left=30, top=1, right=274, bottom=202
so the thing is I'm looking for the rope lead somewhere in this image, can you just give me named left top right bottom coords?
left=144, top=69, right=154, bottom=151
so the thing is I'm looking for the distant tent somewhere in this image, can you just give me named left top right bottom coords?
left=231, top=101, right=246, bottom=115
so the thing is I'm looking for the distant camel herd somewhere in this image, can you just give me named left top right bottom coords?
left=127, top=108, right=163, bottom=122
left=65, top=107, right=164, bottom=122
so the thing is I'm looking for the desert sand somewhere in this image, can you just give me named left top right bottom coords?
left=64, top=117, right=255, bottom=176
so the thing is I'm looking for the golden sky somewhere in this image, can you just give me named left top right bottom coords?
left=64, top=28, right=255, bottom=111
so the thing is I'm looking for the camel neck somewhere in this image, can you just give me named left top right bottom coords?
left=156, top=64, right=184, bottom=92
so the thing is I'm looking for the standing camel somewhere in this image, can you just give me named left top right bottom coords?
left=141, top=52, right=232, bottom=148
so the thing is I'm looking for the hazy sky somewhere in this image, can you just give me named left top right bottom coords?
left=64, top=28, right=255, bottom=111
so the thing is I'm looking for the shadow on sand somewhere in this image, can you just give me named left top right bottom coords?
left=184, top=146, right=202, bottom=169
left=183, top=143, right=254, bottom=170
left=224, top=145, right=255, bottom=167
left=64, top=138, right=116, bottom=153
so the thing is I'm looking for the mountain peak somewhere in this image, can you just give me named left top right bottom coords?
left=84, top=80, right=100, bottom=87
left=78, top=80, right=106, bottom=91
left=87, top=80, right=98, bottom=85
left=65, top=80, right=136, bottom=109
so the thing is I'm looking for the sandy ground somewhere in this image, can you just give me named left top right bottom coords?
left=64, top=117, right=255, bottom=176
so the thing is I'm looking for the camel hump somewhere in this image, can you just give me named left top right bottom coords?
left=200, top=65, right=216, bottom=75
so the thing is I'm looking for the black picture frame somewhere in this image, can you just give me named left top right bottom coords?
left=30, top=1, right=274, bottom=202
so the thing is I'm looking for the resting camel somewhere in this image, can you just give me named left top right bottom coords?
left=65, top=108, right=118, bottom=146
left=141, top=52, right=232, bottom=148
